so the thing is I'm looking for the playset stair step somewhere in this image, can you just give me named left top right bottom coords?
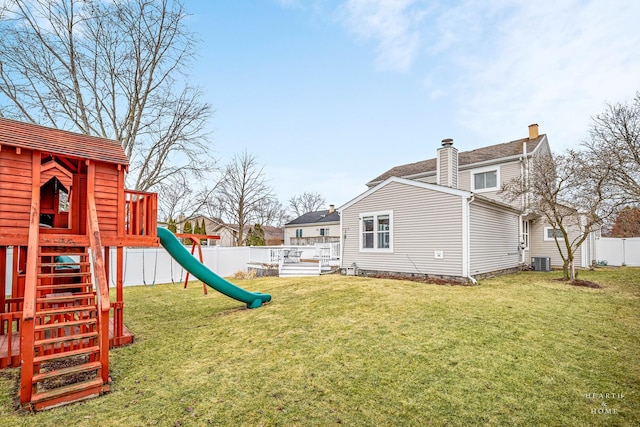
left=36, top=304, right=96, bottom=316
left=39, top=249, right=88, bottom=256
left=35, top=331, right=98, bottom=347
left=37, top=271, right=91, bottom=279
left=35, top=318, right=97, bottom=332
left=31, top=361, right=102, bottom=384
left=39, top=261, right=90, bottom=268
left=33, top=345, right=100, bottom=364
left=36, top=283, right=94, bottom=291
left=37, top=292, right=95, bottom=304
left=30, top=377, right=104, bottom=410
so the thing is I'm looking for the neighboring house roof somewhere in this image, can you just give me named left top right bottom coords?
left=0, top=117, right=129, bottom=166
left=367, top=135, right=545, bottom=185
left=285, top=209, right=340, bottom=226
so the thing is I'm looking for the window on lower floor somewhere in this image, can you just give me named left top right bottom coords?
left=521, top=220, right=529, bottom=249
left=360, top=211, right=393, bottom=251
left=544, top=226, right=563, bottom=241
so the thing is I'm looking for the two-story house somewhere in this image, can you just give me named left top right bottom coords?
left=338, top=125, right=594, bottom=282
left=284, top=205, right=341, bottom=246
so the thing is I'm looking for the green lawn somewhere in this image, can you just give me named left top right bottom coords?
left=1, top=268, right=638, bottom=426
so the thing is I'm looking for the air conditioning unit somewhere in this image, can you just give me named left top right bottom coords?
left=531, top=257, right=551, bottom=272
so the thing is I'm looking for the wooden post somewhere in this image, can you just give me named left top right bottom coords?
left=116, top=246, right=124, bottom=344
left=0, top=246, right=5, bottom=318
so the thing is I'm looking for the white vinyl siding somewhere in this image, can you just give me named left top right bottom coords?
left=342, top=181, right=464, bottom=277
left=459, top=161, right=522, bottom=209
left=529, top=220, right=583, bottom=268
left=469, top=201, right=521, bottom=275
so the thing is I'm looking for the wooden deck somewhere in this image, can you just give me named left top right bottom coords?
left=0, top=319, right=133, bottom=369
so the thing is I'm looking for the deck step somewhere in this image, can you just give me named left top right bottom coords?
left=34, top=345, right=100, bottom=364
left=32, top=361, right=102, bottom=384
left=35, top=331, right=98, bottom=347
left=30, top=377, right=104, bottom=411
left=36, top=318, right=97, bottom=332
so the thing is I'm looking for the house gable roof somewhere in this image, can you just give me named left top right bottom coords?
left=0, top=117, right=129, bottom=166
left=339, top=176, right=471, bottom=212
left=285, top=209, right=340, bottom=226
left=367, top=134, right=547, bottom=185
left=339, top=176, right=520, bottom=213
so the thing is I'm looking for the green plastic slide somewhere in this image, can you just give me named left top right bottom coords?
left=157, top=227, right=271, bottom=308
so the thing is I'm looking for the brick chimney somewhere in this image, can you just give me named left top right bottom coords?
left=437, top=138, right=458, bottom=188
left=528, top=123, right=539, bottom=140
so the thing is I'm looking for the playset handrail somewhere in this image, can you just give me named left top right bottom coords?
left=87, top=163, right=111, bottom=385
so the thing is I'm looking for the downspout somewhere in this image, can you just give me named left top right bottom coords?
left=464, top=194, right=478, bottom=284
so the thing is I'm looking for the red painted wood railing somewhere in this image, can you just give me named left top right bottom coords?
left=124, top=190, right=158, bottom=237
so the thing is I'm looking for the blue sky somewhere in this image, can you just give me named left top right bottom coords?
left=186, top=0, right=640, bottom=208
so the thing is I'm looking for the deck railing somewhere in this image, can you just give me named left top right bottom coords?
left=0, top=311, right=21, bottom=368
left=124, top=190, right=158, bottom=237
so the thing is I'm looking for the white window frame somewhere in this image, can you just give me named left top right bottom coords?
left=359, top=210, right=393, bottom=253
left=471, top=165, right=500, bottom=192
left=319, top=227, right=330, bottom=236
left=544, top=226, right=563, bottom=241
left=521, top=220, right=529, bottom=249
left=295, top=228, right=303, bottom=238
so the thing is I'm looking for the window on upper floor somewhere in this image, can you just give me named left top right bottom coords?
left=471, top=166, right=500, bottom=192
left=360, top=211, right=393, bottom=252
left=295, top=229, right=303, bottom=238
left=319, top=228, right=330, bottom=236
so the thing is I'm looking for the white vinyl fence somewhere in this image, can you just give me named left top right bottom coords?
left=594, top=237, right=640, bottom=266
left=4, top=245, right=330, bottom=293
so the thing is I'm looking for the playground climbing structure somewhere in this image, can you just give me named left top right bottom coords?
left=0, top=118, right=159, bottom=410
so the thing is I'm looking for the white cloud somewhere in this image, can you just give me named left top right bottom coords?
left=333, top=0, right=640, bottom=149
left=447, top=0, right=640, bottom=148
left=338, top=0, right=429, bottom=71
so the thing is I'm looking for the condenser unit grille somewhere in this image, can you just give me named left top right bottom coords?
left=531, top=257, right=551, bottom=272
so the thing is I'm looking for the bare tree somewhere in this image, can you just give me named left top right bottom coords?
left=253, top=197, right=290, bottom=227
left=502, top=150, right=614, bottom=281
left=583, top=92, right=640, bottom=204
left=0, top=0, right=214, bottom=193
left=213, top=151, right=275, bottom=246
left=289, top=191, right=326, bottom=217
left=157, top=174, right=220, bottom=222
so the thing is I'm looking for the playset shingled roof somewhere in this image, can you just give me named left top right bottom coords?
left=367, top=135, right=545, bottom=185
left=0, top=117, right=129, bottom=166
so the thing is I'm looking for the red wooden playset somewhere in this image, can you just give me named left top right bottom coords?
left=0, top=118, right=159, bottom=410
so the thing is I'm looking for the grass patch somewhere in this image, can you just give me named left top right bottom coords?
left=0, top=267, right=638, bottom=426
